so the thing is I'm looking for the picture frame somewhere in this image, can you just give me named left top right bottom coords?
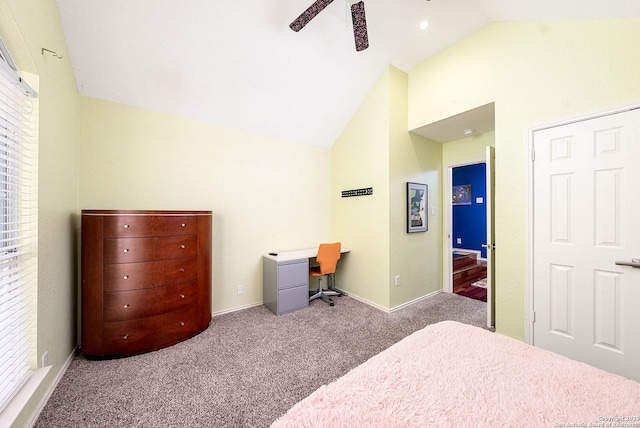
left=452, top=184, right=472, bottom=205
left=407, top=182, right=427, bottom=233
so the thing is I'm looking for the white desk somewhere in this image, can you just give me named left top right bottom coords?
left=263, top=247, right=350, bottom=315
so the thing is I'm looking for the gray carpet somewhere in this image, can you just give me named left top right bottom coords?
left=34, top=292, right=486, bottom=428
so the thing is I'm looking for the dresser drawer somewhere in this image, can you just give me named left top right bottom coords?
left=103, top=306, right=199, bottom=357
left=104, top=280, right=197, bottom=322
left=163, top=307, right=203, bottom=345
left=103, top=215, right=198, bottom=238
left=104, top=235, right=197, bottom=263
left=104, top=257, right=197, bottom=292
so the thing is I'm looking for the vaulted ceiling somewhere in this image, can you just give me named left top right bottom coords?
left=56, top=0, right=640, bottom=147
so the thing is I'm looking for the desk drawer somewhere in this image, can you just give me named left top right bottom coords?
left=278, top=285, right=308, bottom=314
left=277, top=260, right=308, bottom=290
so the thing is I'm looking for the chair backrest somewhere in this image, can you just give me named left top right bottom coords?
left=316, top=242, right=341, bottom=275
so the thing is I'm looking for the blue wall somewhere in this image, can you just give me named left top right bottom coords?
left=452, top=163, right=487, bottom=258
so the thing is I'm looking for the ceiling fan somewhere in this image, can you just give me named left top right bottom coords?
left=289, top=0, right=369, bottom=52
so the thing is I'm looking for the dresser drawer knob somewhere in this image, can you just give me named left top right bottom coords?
left=181, top=223, right=186, bottom=227
left=180, top=244, right=186, bottom=249
left=180, top=321, right=185, bottom=326
left=180, top=294, right=186, bottom=299
left=124, top=304, right=130, bottom=308
left=123, top=224, right=130, bottom=229
left=123, top=334, right=129, bottom=340
left=180, top=268, right=185, bottom=273
left=123, top=275, right=129, bottom=280
left=123, top=249, right=129, bottom=253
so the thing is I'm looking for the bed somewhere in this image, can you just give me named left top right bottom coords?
left=271, top=321, right=640, bottom=427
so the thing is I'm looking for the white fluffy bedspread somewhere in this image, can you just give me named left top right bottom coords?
left=272, top=321, right=640, bottom=427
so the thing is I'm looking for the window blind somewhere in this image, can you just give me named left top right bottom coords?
left=0, top=48, right=38, bottom=413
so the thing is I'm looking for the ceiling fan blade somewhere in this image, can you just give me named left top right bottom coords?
left=351, top=1, right=369, bottom=51
left=289, top=0, right=336, bottom=32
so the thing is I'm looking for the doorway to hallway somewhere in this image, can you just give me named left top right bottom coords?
left=450, top=162, right=488, bottom=303
left=410, top=102, right=496, bottom=328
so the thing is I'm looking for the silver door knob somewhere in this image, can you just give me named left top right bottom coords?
left=615, top=258, right=640, bottom=268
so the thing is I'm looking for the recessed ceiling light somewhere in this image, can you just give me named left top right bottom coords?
left=420, top=21, right=429, bottom=30
left=463, top=128, right=475, bottom=136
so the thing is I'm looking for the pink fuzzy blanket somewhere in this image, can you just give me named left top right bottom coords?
left=272, top=321, right=640, bottom=427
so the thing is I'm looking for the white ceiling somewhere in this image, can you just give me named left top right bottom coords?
left=412, top=103, right=495, bottom=143
left=55, top=0, right=640, bottom=147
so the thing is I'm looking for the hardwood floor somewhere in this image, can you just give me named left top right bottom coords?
left=452, top=251, right=487, bottom=302
left=453, top=277, right=487, bottom=302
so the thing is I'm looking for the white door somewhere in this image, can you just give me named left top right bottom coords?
left=533, top=108, right=640, bottom=381
left=485, top=146, right=495, bottom=329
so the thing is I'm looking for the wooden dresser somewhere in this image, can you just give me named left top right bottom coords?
left=81, top=210, right=212, bottom=358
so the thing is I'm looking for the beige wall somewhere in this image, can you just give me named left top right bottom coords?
left=1, top=0, right=80, bottom=426
left=388, top=67, right=442, bottom=308
left=330, top=67, right=391, bottom=307
left=331, top=66, right=442, bottom=309
left=442, top=131, right=494, bottom=170
left=409, top=19, right=640, bottom=340
left=79, top=97, right=331, bottom=314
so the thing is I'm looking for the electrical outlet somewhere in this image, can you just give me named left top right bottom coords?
left=456, top=238, right=462, bottom=244
left=394, top=275, right=400, bottom=286
left=41, top=351, right=49, bottom=368
left=237, top=285, right=243, bottom=295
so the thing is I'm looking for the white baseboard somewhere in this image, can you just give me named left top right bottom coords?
left=453, top=248, right=481, bottom=256
left=212, top=290, right=444, bottom=318
left=26, top=347, right=77, bottom=428
left=346, top=290, right=442, bottom=313
left=212, top=301, right=263, bottom=318
left=390, top=290, right=442, bottom=313
left=346, top=292, right=391, bottom=313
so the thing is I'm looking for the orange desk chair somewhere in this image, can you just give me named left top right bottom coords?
left=309, top=242, right=346, bottom=306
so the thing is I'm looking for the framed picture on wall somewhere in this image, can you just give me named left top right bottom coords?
left=407, top=182, right=428, bottom=233
left=452, top=184, right=472, bottom=205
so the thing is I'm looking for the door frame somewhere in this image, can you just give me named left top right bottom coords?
left=526, top=99, right=640, bottom=345
left=442, top=157, right=495, bottom=307
left=445, top=159, right=485, bottom=293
